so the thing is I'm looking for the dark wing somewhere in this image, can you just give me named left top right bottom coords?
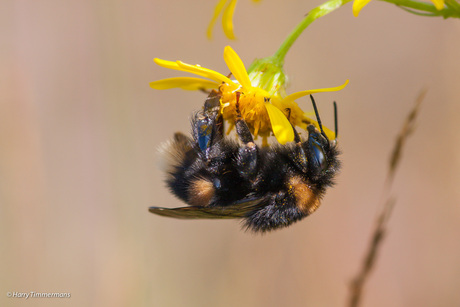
left=149, top=197, right=265, bottom=219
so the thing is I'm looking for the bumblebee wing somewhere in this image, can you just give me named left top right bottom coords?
left=149, top=197, right=265, bottom=219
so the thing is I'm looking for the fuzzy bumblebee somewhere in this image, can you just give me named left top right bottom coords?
left=149, top=92, right=340, bottom=232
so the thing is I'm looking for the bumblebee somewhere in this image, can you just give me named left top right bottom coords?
left=149, top=92, right=340, bottom=232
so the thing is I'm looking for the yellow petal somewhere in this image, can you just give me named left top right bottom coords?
left=265, top=104, right=294, bottom=144
left=207, top=0, right=228, bottom=40
left=176, top=61, right=238, bottom=90
left=223, top=46, right=252, bottom=90
left=430, top=0, right=444, bottom=10
left=352, top=0, right=373, bottom=17
left=322, top=125, right=336, bottom=140
left=282, top=79, right=349, bottom=105
left=154, top=58, right=183, bottom=70
left=222, top=0, right=238, bottom=40
left=149, top=77, right=220, bottom=91
left=153, top=58, right=238, bottom=90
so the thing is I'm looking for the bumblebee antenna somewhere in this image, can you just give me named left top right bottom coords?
left=334, top=101, right=338, bottom=139
left=310, top=95, right=328, bottom=140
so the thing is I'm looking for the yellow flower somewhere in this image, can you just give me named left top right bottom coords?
left=429, top=0, right=445, bottom=10
left=150, top=46, right=348, bottom=145
left=353, top=0, right=445, bottom=16
left=207, top=0, right=261, bottom=40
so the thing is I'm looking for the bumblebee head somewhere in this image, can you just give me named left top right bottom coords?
left=301, top=95, right=339, bottom=180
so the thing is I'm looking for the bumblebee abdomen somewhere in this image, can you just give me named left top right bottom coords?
left=244, top=191, right=306, bottom=232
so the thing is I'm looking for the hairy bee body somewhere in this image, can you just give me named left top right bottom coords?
left=165, top=132, right=254, bottom=208
left=150, top=93, right=340, bottom=233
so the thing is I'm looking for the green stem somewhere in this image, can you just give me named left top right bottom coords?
left=273, top=0, right=353, bottom=64
left=445, top=0, right=460, bottom=12
left=380, top=0, right=460, bottom=17
left=271, top=0, right=459, bottom=65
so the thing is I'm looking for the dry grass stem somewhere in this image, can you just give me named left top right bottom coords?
left=347, top=89, right=426, bottom=307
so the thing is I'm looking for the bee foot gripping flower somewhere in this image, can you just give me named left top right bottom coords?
left=150, top=46, right=348, bottom=145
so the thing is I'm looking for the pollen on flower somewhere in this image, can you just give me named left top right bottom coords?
left=219, top=85, right=273, bottom=139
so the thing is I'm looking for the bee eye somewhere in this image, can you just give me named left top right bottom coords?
left=309, top=138, right=326, bottom=170
left=306, top=125, right=328, bottom=172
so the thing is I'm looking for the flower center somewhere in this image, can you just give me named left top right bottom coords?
left=219, top=83, right=272, bottom=138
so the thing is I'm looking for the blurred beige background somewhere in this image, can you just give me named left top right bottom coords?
left=1, top=0, right=460, bottom=306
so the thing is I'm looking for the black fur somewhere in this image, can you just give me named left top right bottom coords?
left=151, top=93, right=341, bottom=233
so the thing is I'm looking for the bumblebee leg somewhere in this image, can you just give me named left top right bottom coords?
left=234, top=92, right=254, bottom=145
left=203, top=89, right=221, bottom=114
left=204, top=89, right=224, bottom=139
left=193, top=113, right=223, bottom=161
left=234, top=93, right=258, bottom=179
left=284, top=108, right=308, bottom=173
left=192, top=89, right=226, bottom=162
